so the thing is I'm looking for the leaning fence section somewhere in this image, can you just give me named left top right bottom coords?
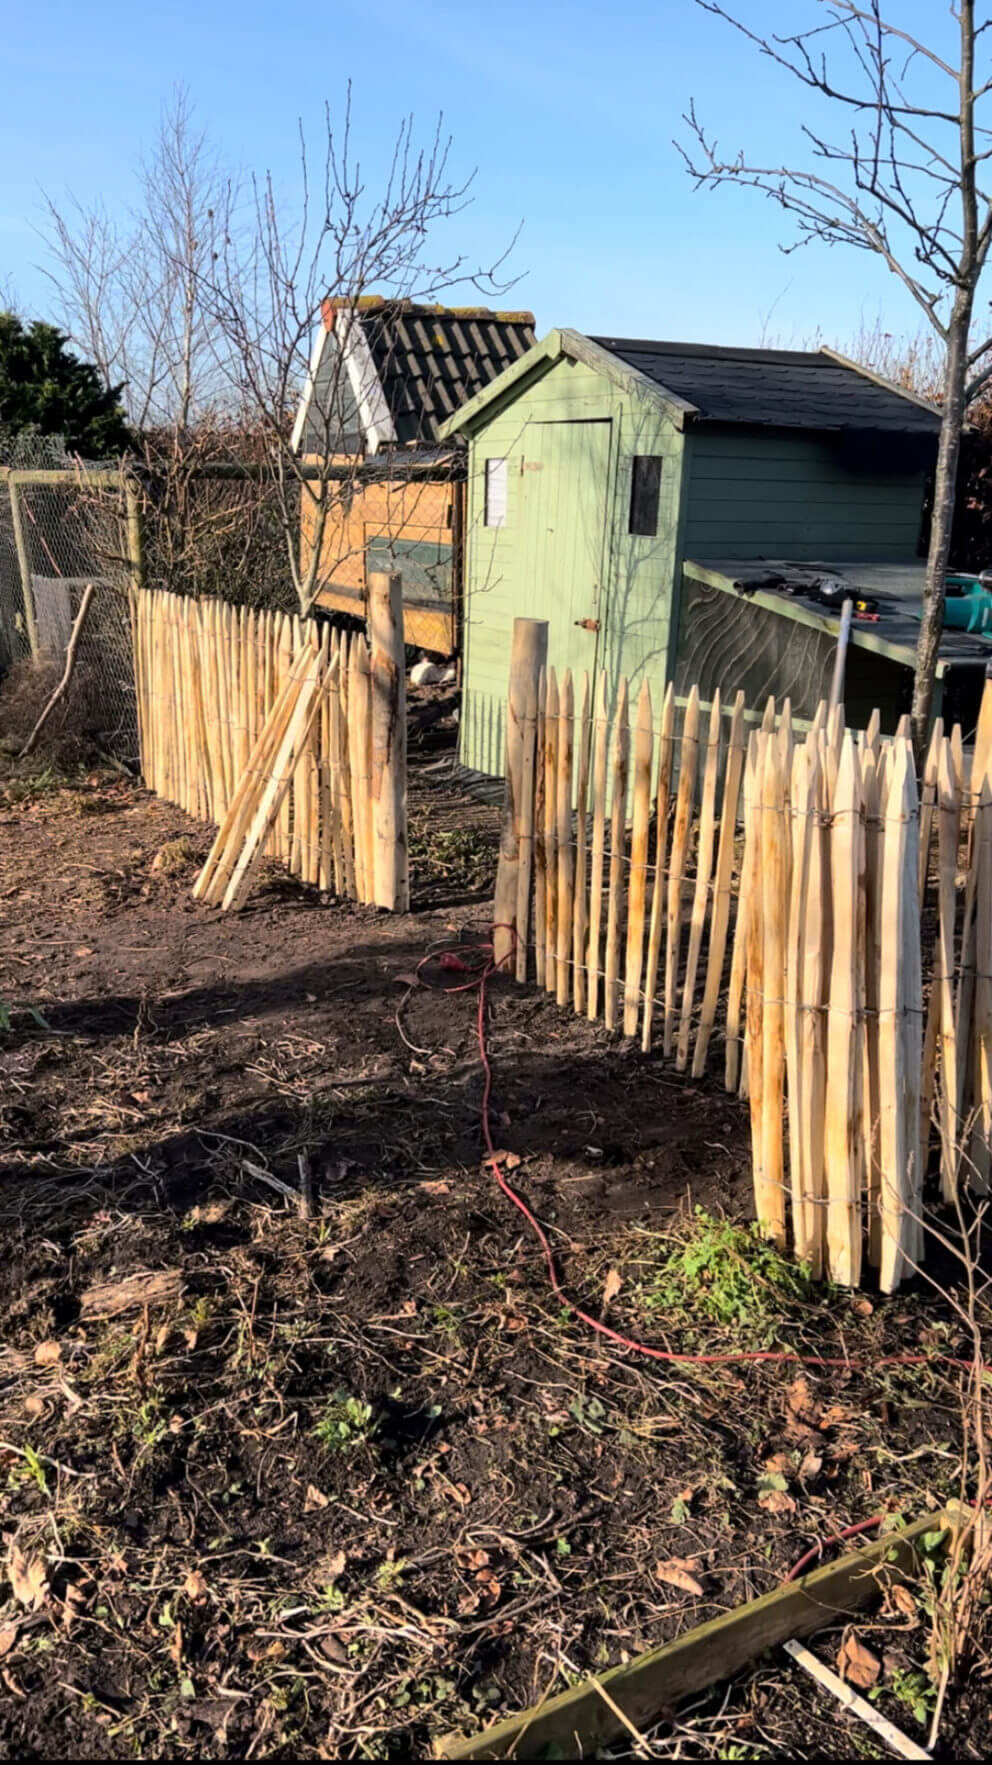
left=493, top=616, right=992, bottom=1292
left=132, top=577, right=409, bottom=912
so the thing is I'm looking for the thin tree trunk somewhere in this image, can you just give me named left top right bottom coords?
left=913, top=4, right=978, bottom=753
left=912, top=314, right=972, bottom=753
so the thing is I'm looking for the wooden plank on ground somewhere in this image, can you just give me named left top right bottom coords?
left=435, top=1510, right=958, bottom=1761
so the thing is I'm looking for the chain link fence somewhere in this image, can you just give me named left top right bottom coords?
left=0, top=446, right=299, bottom=768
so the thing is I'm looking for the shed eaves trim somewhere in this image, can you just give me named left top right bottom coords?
left=437, top=328, right=699, bottom=438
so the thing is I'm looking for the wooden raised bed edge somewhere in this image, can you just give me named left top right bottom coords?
left=435, top=1506, right=962, bottom=1761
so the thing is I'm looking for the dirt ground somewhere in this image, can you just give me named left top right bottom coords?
left=0, top=736, right=988, bottom=1760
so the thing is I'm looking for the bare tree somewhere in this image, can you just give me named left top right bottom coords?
left=43, top=87, right=235, bottom=433
left=681, top=1, right=992, bottom=747
left=203, top=93, right=516, bottom=617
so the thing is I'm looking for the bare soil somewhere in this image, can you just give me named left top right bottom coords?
left=0, top=741, right=987, bottom=1759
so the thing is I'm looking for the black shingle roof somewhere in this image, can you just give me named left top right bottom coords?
left=590, top=338, right=942, bottom=435
left=362, top=300, right=536, bottom=445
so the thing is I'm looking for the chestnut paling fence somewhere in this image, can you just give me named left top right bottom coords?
left=130, top=577, right=408, bottom=912
left=492, top=617, right=992, bottom=1292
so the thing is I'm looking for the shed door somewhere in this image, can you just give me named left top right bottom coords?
left=518, top=419, right=612, bottom=686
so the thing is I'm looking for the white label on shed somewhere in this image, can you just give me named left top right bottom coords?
left=485, top=457, right=508, bottom=528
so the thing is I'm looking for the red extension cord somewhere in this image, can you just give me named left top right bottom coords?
left=416, top=934, right=983, bottom=1578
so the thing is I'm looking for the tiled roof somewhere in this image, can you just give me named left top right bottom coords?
left=590, top=338, right=942, bottom=435
left=351, top=299, right=536, bottom=445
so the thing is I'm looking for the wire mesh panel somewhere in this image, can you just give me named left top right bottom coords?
left=0, top=472, right=139, bottom=763
left=0, top=491, right=33, bottom=674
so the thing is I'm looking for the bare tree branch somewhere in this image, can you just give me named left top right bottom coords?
left=684, top=0, right=992, bottom=747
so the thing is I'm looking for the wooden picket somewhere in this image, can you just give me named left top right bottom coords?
left=491, top=625, right=992, bottom=1291
left=131, top=583, right=408, bottom=911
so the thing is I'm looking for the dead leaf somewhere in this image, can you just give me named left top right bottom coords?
left=602, top=1268, right=623, bottom=1308
left=757, top=1487, right=797, bottom=1516
left=890, top=1584, right=919, bottom=1624
left=190, top=1200, right=231, bottom=1225
left=503, top=1151, right=521, bottom=1171
left=851, top=1297, right=874, bottom=1317
left=837, top=1632, right=880, bottom=1690
left=168, top=1621, right=184, bottom=1668
left=393, top=971, right=422, bottom=988
left=23, top=1394, right=46, bottom=1421
left=0, top=1625, right=19, bottom=1660
left=763, top=1452, right=792, bottom=1476
left=456, top=1548, right=491, bottom=1571
left=655, top=1557, right=705, bottom=1596
left=304, top=1484, right=329, bottom=1512
left=798, top=1448, right=823, bottom=1483
left=183, top=1570, right=208, bottom=1604
left=786, top=1375, right=820, bottom=1425
left=419, top=1180, right=450, bottom=1196
left=74, top=947, right=93, bottom=958
left=33, top=1340, right=61, bottom=1367
left=155, top=1323, right=171, bottom=1355
left=7, top=1545, right=48, bottom=1610
left=819, top=1404, right=856, bottom=1430
left=325, top=1550, right=346, bottom=1582
left=457, top=1589, right=480, bottom=1615
left=444, top=1481, right=472, bottom=1506
left=500, top=1313, right=527, bottom=1333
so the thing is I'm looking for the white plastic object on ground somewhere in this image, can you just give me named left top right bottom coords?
left=783, top=1639, right=931, bottom=1761
left=410, top=659, right=443, bottom=687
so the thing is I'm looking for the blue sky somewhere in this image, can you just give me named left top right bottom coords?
left=0, top=0, right=968, bottom=355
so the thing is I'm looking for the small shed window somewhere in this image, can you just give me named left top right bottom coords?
left=629, top=456, right=663, bottom=536
left=484, top=458, right=508, bottom=528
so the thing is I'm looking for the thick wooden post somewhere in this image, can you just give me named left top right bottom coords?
left=368, top=571, right=409, bottom=911
left=493, top=618, right=549, bottom=971
left=7, top=478, right=40, bottom=659
left=124, top=476, right=146, bottom=596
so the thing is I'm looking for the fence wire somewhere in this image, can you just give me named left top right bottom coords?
left=0, top=459, right=300, bottom=768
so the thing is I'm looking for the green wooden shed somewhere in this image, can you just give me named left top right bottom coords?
left=440, top=330, right=954, bottom=773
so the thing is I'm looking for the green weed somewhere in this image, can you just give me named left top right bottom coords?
left=313, top=1390, right=379, bottom=1451
left=634, top=1208, right=814, bottom=1338
left=875, top=1667, right=936, bottom=1726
